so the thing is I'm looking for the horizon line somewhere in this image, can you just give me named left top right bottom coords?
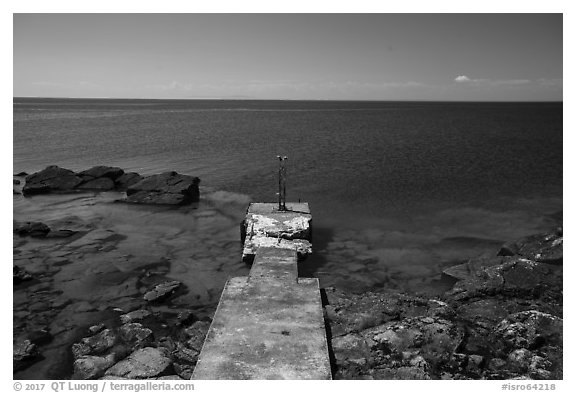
left=13, top=96, right=564, bottom=103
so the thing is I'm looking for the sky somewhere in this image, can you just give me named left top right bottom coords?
left=13, top=13, right=563, bottom=101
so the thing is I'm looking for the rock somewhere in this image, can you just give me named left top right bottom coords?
left=331, top=333, right=370, bottom=364
left=173, top=363, right=194, bottom=379
left=143, top=281, right=181, bottom=302
left=115, top=172, right=143, bottom=190
left=14, top=171, right=28, bottom=176
left=184, top=320, right=211, bottom=351
left=13, top=265, right=33, bottom=284
left=104, top=347, right=172, bottom=379
left=72, top=329, right=117, bottom=359
left=13, top=339, right=38, bottom=371
left=173, top=345, right=199, bottom=364
left=498, top=228, right=563, bottom=265
left=88, top=324, right=106, bottom=335
left=23, top=165, right=83, bottom=195
left=45, top=229, right=77, bottom=238
left=120, top=310, right=152, bottom=324
left=13, top=221, right=51, bottom=237
left=492, top=310, right=563, bottom=353
left=118, top=323, right=154, bottom=348
left=125, top=171, right=200, bottom=205
left=13, top=179, right=21, bottom=185
left=323, top=286, right=450, bottom=337
left=77, top=177, right=116, bottom=191
left=364, top=316, right=464, bottom=369
left=78, top=166, right=124, bottom=181
left=442, top=256, right=507, bottom=281
left=73, top=354, right=116, bottom=379
left=446, top=257, right=562, bottom=301
left=157, top=375, right=186, bottom=380
left=466, top=354, right=484, bottom=374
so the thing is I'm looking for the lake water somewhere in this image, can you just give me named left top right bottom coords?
left=13, top=98, right=563, bottom=296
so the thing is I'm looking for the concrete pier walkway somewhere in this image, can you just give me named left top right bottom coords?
left=191, top=203, right=332, bottom=380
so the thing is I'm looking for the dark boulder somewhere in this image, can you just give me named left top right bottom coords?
left=446, top=257, right=562, bottom=301
left=13, top=339, right=39, bottom=371
left=78, top=166, right=124, bottom=181
left=23, top=165, right=83, bottom=195
left=72, top=329, right=118, bottom=358
left=115, top=172, right=144, bottom=190
left=14, top=221, right=51, bottom=237
left=14, top=265, right=33, bottom=284
left=13, top=179, right=21, bottom=185
left=14, top=171, right=28, bottom=177
left=77, top=177, right=116, bottom=191
left=126, top=172, right=200, bottom=205
left=498, top=228, right=562, bottom=265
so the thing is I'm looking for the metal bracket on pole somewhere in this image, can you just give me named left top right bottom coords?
left=277, top=155, right=288, bottom=211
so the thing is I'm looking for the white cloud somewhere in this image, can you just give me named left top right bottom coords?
left=454, top=75, right=472, bottom=82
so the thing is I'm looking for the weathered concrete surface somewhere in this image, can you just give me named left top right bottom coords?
left=249, top=247, right=298, bottom=282
left=241, top=203, right=312, bottom=263
left=192, top=202, right=331, bottom=379
left=191, top=276, right=331, bottom=379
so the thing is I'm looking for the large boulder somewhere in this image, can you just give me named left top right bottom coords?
left=73, top=354, right=116, bottom=379
left=22, top=165, right=83, bottom=195
left=125, top=172, right=200, bottom=205
left=498, top=228, right=562, bottom=265
left=78, top=166, right=124, bottom=181
left=77, top=177, right=116, bottom=191
left=115, top=172, right=144, bottom=190
left=13, top=221, right=51, bottom=237
left=104, top=347, right=173, bottom=379
left=445, top=257, right=562, bottom=301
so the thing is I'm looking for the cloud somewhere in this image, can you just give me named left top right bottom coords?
left=455, top=75, right=472, bottom=83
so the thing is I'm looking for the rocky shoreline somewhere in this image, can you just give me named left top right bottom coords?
left=325, top=227, right=563, bottom=380
left=16, top=165, right=200, bottom=205
left=13, top=166, right=562, bottom=380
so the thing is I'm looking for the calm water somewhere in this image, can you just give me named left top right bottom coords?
left=13, top=98, right=563, bottom=295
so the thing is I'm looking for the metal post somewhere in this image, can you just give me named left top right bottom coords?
left=277, top=155, right=287, bottom=211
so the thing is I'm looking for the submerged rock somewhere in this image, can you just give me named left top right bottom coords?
left=13, top=221, right=51, bottom=237
left=125, top=172, right=200, bottom=205
left=120, top=310, right=152, bottom=324
left=143, top=281, right=181, bottom=302
left=13, top=339, right=39, bottom=371
left=13, top=265, right=33, bottom=284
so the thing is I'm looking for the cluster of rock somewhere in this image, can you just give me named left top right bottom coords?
left=71, top=309, right=211, bottom=380
left=327, top=227, right=563, bottom=380
left=18, top=165, right=200, bottom=205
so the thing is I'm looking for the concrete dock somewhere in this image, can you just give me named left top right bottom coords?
left=191, top=203, right=332, bottom=380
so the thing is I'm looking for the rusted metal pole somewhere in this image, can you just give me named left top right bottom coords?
left=277, top=156, right=287, bottom=211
